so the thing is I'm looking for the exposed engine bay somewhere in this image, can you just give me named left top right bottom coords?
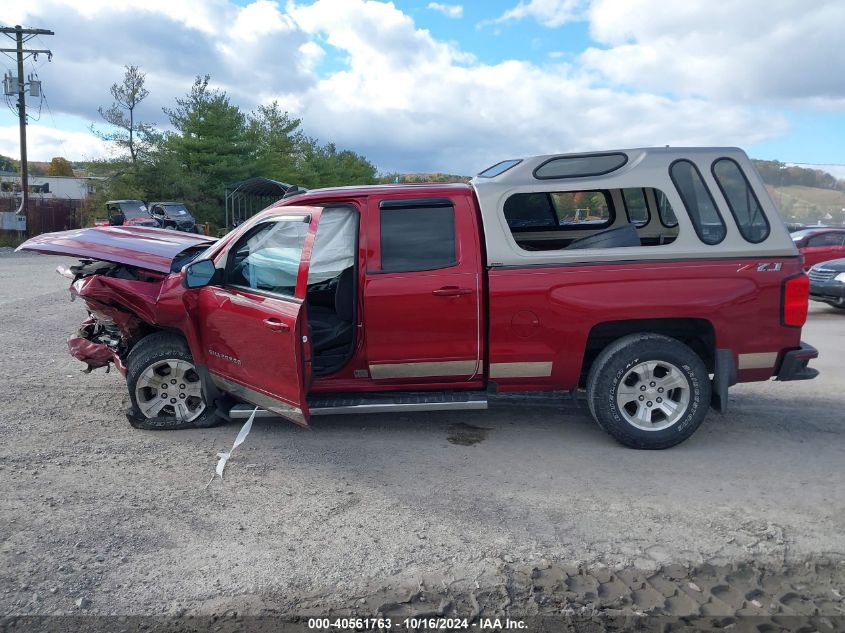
left=60, top=259, right=170, bottom=374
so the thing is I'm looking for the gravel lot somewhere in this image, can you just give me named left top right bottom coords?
left=1, top=249, right=843, bottom=627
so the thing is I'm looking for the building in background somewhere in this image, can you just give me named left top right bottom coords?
left=0, top=173, right=104, bottom=235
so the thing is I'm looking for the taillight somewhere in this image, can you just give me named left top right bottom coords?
left=782, top=274, right=809, bottom=327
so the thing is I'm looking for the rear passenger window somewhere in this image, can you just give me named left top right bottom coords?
left=380, top=204, right=457, bottom=272
left=670, top=160, right=726, bottom=244
left=622, top=188, right=649, bottom=227
left=712, top=158, right=770, bottom=243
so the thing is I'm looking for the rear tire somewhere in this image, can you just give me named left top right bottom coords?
left=125, top=332, right=221, bottom=430
left=586, top=333, right=710, bottom=449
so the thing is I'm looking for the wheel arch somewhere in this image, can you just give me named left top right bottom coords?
left=579, top=317, right=716, bottom=386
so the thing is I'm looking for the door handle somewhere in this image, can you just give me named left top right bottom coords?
left=263, top=318, right=290, bottom=332
left=432, top=286, right=473, bottom=297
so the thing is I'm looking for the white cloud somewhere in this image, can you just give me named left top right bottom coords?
left=284, top=0, right=784, bottom=173
left=0, top=0, right=809, bottom=173
left=3, top=0, right=314, bottom=128
left=0, top=124, right=109, bottom=162
left=490, top=0, right=585, bottom=28
left=427, top=3, right=463, bottom=19
left=582, top=0, right=845, bottom=103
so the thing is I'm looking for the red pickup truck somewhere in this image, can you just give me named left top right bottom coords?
left=19, top=147, right=819, bottom=449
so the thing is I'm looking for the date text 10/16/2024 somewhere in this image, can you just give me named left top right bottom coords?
left=307, top=617, right=527, bottom=630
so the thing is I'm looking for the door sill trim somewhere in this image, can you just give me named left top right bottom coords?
left=229, top=391, right=488, bottom=418
left=210, top=372, right=307, bottom=426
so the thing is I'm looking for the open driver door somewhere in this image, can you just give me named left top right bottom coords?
left=197, top=209, right=323, bottom=427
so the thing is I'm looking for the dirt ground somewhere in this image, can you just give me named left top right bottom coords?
left=1, top=249, right=843, bottom=630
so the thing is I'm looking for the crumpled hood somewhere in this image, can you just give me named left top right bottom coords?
left=17, top=226, right=216, bottom=273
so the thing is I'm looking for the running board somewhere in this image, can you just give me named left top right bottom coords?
left=229, top=391, right=488, bottom=419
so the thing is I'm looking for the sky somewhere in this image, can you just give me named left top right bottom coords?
left=1, top=0, right=844, bottom=176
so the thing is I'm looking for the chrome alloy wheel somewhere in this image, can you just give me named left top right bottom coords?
left=134, top=359, right=206, bottom=422
left=615, top=360, right=691, bottom=431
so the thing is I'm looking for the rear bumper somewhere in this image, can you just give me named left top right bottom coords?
left=775, top=341, right=819, bottom=381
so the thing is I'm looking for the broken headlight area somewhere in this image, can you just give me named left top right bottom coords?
left=68, top=301, right=143, bottom=375
left=68, top=324, right=127, bottom=375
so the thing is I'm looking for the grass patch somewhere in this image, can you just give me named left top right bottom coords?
left=0, top=232, right=26, bottom=248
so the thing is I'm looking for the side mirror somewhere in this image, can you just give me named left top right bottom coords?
left=183, top=259, right=220, bottom=289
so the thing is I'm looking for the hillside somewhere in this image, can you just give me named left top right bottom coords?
left=768, top=185, right=845, bottom=225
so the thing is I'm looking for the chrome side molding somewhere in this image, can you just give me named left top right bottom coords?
left=229, top=394, right=488, bottom=419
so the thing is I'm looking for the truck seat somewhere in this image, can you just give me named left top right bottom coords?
left=309, top=267, right=354, bottom=353
left=565, top=223, right=641, bottom=250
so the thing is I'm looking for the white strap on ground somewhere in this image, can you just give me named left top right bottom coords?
left=205, top=406, right=257, bottom=488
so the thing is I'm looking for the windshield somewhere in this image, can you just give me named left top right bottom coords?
left=161, top=204, right=194, bottom=219
left=118, top=202, right=149, bottom=219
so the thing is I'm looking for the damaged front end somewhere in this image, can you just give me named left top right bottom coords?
left=60, top=261, right=165, bottom=375
left=69, top=319, right=128, bottom=374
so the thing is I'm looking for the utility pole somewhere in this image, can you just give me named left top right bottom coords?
left=1, top=25, right=53, bottom=225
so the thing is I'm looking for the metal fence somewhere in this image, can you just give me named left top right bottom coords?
left=0, top=196, right=82, bottom=236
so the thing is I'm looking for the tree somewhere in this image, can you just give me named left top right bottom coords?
left=296, top=138, right=377, bottom=189
left=89, top=71, right=379, bottom=231
left=246, top=102, right=303, bottom=184
left=46, top=157, right=74, bottom=177
left=95, top=65, right=153, bottom=164
left=163, top=76, right=251, bottom=225
left=0, top=153, right=16, bottom=172
left=28, top=162, right=47, bottom=176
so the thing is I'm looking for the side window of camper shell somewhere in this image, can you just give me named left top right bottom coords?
left=711, top=158, right=770, bottom=243
left=504, top=187, right=680, bottom=251
left=669, top=160, right=726, bottom=245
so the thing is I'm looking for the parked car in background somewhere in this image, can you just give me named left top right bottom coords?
left=808, top=258, right=845, bottom=309
left=104, top=200, right=160, bottom=228
left=18, top=147, right=819, bottom=450
left=791, top=228, right=845, bottom=269
left=149, top=202, right=199, bottom=233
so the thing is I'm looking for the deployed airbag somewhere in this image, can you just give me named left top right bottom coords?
left=308, top=208, right=356, bottom=283
left=238, top=207, right=357, bottom=290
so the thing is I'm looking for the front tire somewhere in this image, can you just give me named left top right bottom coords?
left=125, top=332, right=221, bottom=430
left=586, top=333, right=710, bottom=449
